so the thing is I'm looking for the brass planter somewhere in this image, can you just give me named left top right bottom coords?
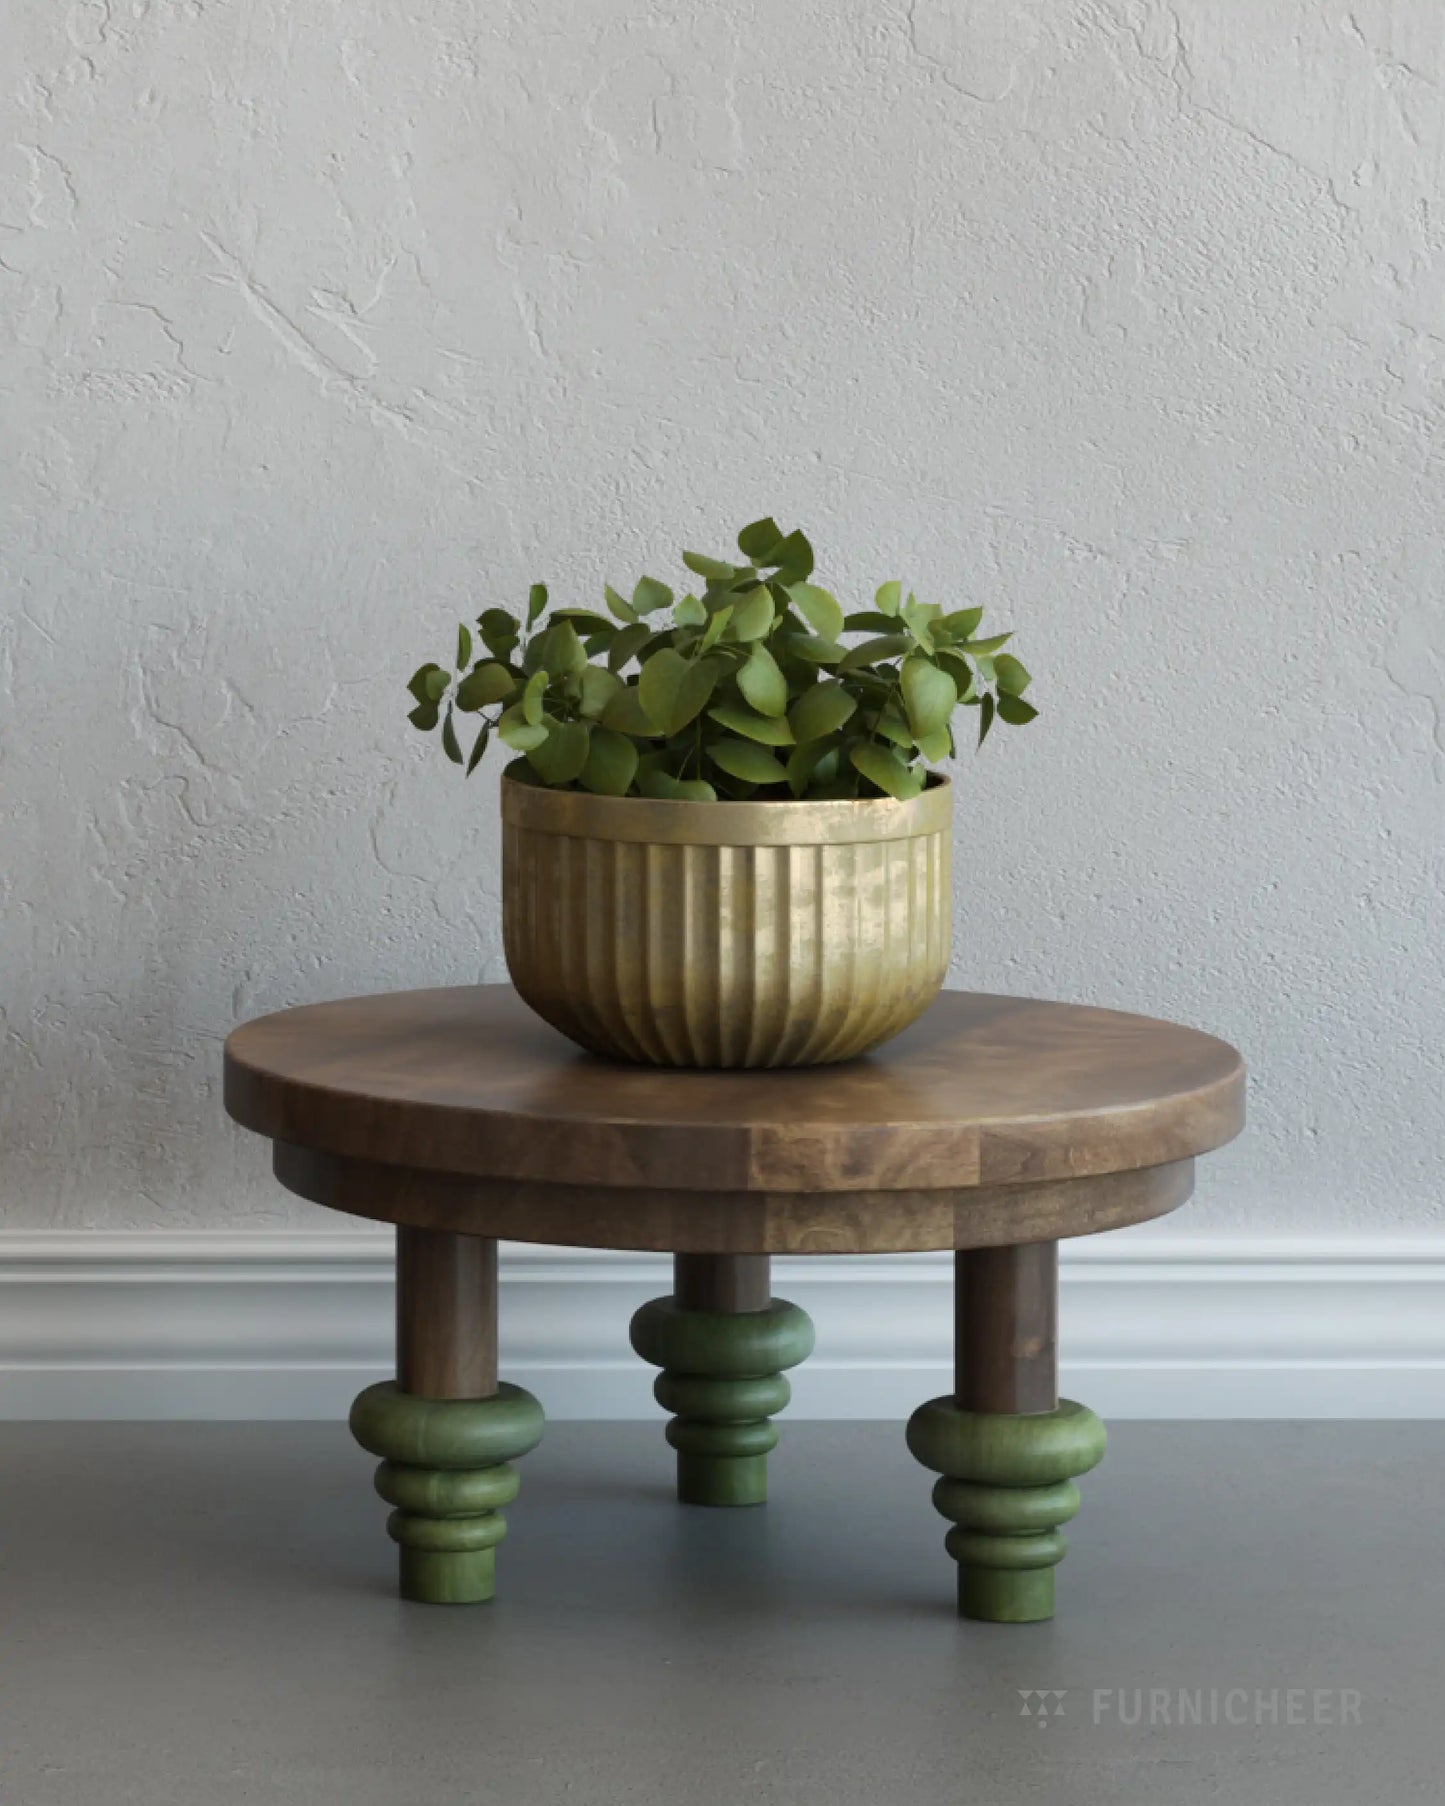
left=501, top=774, right=952, bottom=1068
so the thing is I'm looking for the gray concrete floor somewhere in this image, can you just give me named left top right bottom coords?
left=3, top=1422, right=1439, bottom=1805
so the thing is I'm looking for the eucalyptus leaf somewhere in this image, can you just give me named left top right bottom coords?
left=785, top=633, right=844, bottom=665
left=737, top=643, right=787, bottom=717
left=527, top=717, right=589, bottom=785
left=772, top=530, right=814, bottom=582
left=641, top=770, right=716, bottom=802
left=936, top=647, right=977, bottom=696
left=937, top=606, right=984, bottom=642
left=726, top=584, right=775, bottom=642
left=961, top=632, right=1013, bottom=655
left=522, top=670, right=548, bottom=726
left=901, top=655, right=956, bottom=737
left=604, top=584, right=635, bottom=624
left=789, top=582, right=843, bottom=641
left=535, top=619, right=587, bottom=679
left=637, top=648, right=684, bottom=735
left=478, top=609, right=520, bottom=658
left=407, top=700, right=439, bottom=731
left=424, top=668, right=450, bottom=702
left=787, top=681, right=856, bottom=744
left=737, top=517, right=784, bottom=561
left=978, top=692, right=996, bottom=744
left=786, top=734, right=839, bottom=798
left=498, top=703, right=549, bottom=752
left=708, top=739, right=789, bottom=786
left=767, top=582, right=799, bottom=622
left=465, top=722, right=490, bottom=775
left=634, top=630, right=675, bottom=666
left=843, top=611, right=899, bottom=633
left=455, top=662, right=515, bottom=711
left=707, top=704, right=796, bottom=746
left=850, top=742, right=922, bottom=800
left=996, top=692, right=1038, bottom=725
left=993, top=653, right=1032, bottom=695
left=456, top=623, right=472, bottom=669
left=407, top=662, right=445, bottom=704
left=441, top=707, right=464, bottom=764
left=578, top=664, right=622, bottom=719
left=632, top=575, right=674, bottom=616
left=874, top=708, right=914, bottom=749
left=914, top=727, right=952, bottom=762
left=671, top=655, right=723, bottom=733
left=579, top=726, right=638, bottom=795
left=682, top=551, right=737, bottom=580
left=600, top=684, right=666, bottom=738
left=699, top=605, right=733, bottom=653
left=719, top=568, right=761, bottom=593
left=900, top=596, right=940, bottom=651
left=552, top=609, right=615, bottom=632
left=840, top=633, right=911, bottom=671
left=875, top=580, right=902, bottom=617
left=812, top=747, right=842, bottom=786
left=607, top=621, right=653, bottom=671
left=640, top=768, right=686, bottom=800
left=638, top=649, right=721, bottom=737
left=673, top=593, right=707, bottom=629
left=527, top=583, right=549, bottom=626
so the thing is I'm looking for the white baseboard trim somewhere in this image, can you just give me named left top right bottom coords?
left=2, top=1231, right=1443, bottom=1420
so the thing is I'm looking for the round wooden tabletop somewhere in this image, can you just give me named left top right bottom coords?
left=224, top=987, right=1244, bottom=1254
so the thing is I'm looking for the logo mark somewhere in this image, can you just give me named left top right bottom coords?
left=1019, top=1688, right=1068, bottom=1728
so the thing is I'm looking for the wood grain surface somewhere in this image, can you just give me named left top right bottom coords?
left=396, top=1227, right=498, bottom=1398
left=269, top=1133, right=1196, bottom=1253
left=674, top=1254, right=772, bottom=1312
left=955, top=1243, right=1059, bottom=1413
left=225, top=985, right=1243, bottom=1198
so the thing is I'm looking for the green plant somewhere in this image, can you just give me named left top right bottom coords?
left=404, top=519, right=1036, bottom=801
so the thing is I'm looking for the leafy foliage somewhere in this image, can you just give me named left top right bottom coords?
left=404, top=520, right=1036, bottom=800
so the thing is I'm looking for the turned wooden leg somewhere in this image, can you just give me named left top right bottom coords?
left=349, top=1228, right=544, bottom=1604
left=630, top=1254, right=814, bottom=1506
left=907, top=1241, right=1106, bottom=1622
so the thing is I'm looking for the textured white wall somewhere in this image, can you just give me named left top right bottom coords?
left=2, top=2, right=1441, bottom=1235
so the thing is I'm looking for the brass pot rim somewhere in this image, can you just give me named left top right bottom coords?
left=500, top=771, right=952, bottom=846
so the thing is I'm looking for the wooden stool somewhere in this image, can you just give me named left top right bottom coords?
left=224, top=986, right=1243, bottom=1618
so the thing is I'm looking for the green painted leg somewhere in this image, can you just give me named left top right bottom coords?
left=957, top=1563, right=1057, bottom=1624
left=661, top=1372, right=793, bottom=1505
left=350, top=1382, right=544, bottom=1603
left=906, top=1241, right=1105, bottom=1622
left=630, top=1272, right=814, bottom=1507
left=675, top=1450, right=769, bottom=1507
left=906, top=1400, right=1106, bottom=1622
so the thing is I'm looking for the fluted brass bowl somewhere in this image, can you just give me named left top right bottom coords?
left=501, top=774, right=952, bottom=1068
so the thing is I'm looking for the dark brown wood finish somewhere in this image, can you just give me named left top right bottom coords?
left=955, top=1242, right=1058, bottom=1413
left=396, top=1227, right=498, bottom=1398
left=271, top=1140, right=1196, bottom=1253
left=224, top=984, right=1243, bottom=1621
left=225, top=986, right=1244, bottom=1197
left=674, top=1254, right=771, bottom=1312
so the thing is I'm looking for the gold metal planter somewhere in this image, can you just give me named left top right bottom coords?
left=501, top=775, right=952, bottom=1068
